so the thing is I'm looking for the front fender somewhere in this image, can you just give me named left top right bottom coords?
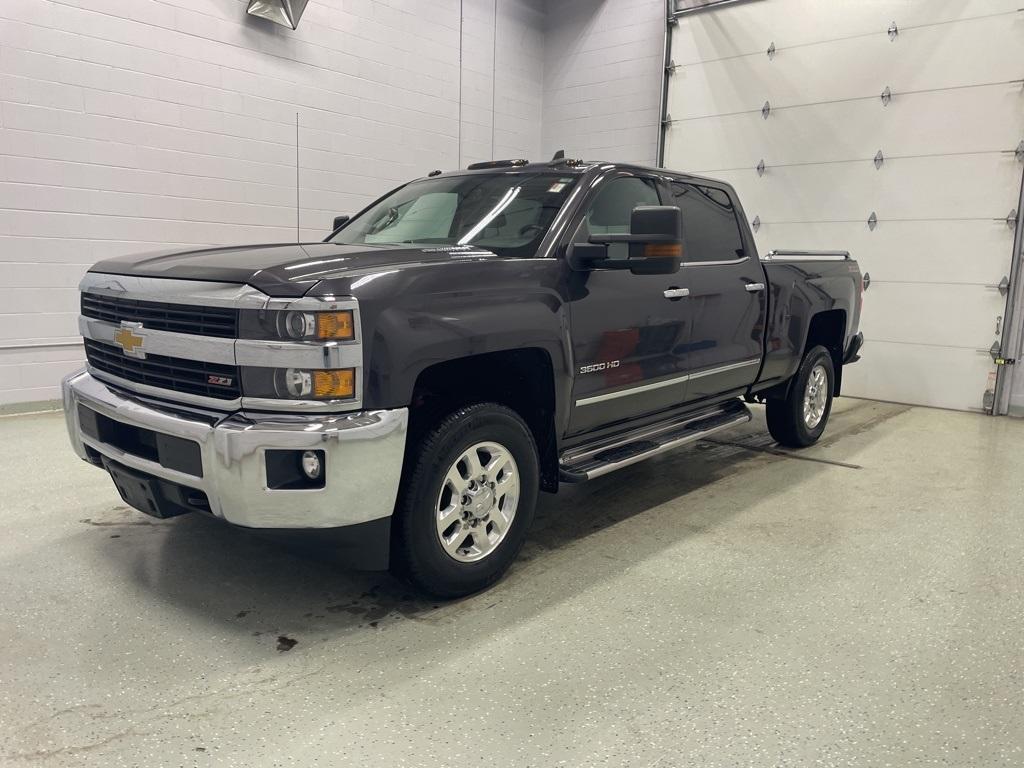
left=316, top=260, right=574, bottom=433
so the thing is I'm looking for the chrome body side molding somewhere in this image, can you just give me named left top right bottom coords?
left=575, top=358, right=760, bottom=407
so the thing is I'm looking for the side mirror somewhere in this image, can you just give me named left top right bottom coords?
left=582, top=206, right=684, bottom=275
left=623, top=206, right=684, bottom=275
left=332, top=215, right=350, bottom=231
left=566, top=242, right=608, bottom=271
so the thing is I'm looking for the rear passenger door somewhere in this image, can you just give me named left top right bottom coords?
left=669, top=181, right=767, bottom=402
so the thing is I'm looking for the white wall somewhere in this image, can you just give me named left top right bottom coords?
left=542, top=0, right=664, bottom=165
left=462, top=0, right=545, bottom=165
left=0, top=0, right=545, bottom=406
left=665, top=0, right=1024, bottom=412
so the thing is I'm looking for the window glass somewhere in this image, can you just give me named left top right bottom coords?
left=575, top=177, right=661, bottom=259
left=331, top=173, right=578, bottom=258
left=670, top=183, right=746, bottom=263
left=364, top=192, right=457, bottom=243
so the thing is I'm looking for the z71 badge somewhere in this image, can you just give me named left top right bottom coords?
left=579, top=360, right=620, bottom=374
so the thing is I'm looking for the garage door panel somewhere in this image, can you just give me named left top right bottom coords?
left=842, top=341, right=994, bottom=412
left=668, top=14, right=1020, bottom=120
left=747, top=221, right=1015, bottom=286
left=670, top=0, right=1020, bottom=67
left=708, top=154, right=1020, bottom=223
left=858, top=283, right=1004, bottom=349
left=668, top=84, right=1023, bottom=172
left=667, top=2, right=1024, bottom=412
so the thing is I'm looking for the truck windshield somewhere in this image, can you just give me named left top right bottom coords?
left=328, top=172, right=579, bottom=257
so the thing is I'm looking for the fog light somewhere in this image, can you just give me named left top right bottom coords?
left=301, top=450, right=322, bottom=480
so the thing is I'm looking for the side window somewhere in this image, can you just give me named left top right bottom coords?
left=576, top=177, right=661, bottom=260
left=670, top=182, right=745, bottom=263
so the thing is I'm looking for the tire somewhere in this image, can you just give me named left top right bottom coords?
left=766, top=345, right=835, bottom=448
left=392, top=403, right=539, bottom=598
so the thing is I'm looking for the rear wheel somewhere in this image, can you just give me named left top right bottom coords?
left=766, top=345, right=835, bottom=448
left=392, top=403, right=538, bottom=598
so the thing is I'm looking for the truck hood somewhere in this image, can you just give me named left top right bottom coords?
left=88, top=242, right=501, bottom=297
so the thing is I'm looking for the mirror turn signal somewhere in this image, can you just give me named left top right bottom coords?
left=643, top=243, right=684, bottom=259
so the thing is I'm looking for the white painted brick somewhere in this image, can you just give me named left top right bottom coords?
left=0, top=311, right=79, bottom=340
left=2, top=0, right=644, bottom=405
left=542, top=0, right=662, bottom=164
left=1, top=74, right=84, bottom=111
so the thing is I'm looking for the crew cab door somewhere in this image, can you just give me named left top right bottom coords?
left=667, top=181, right=767, bottom=402
left=564, top=173, right=693, bottom=435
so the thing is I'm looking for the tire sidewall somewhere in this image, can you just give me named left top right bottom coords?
left=791, top=346, right=834, bottom=444
left=398, top=406, right=539, bottom=596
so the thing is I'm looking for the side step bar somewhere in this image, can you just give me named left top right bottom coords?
left=559, top=400, right=752, bottom=482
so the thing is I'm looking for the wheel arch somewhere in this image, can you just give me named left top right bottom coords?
left=804, top=309, right=847, bottom=396
left=759, top=308, right=847, bottom=401
left=407, top=348, right=559, bottom=493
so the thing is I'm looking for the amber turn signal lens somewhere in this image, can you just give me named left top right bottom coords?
left=643, top=243, right=684, bottom=259
left=316, top=311, right=354, bottom=340
left=312, top=369, right=355, bottom=399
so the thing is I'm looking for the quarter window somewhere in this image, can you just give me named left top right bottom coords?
left=670, top=183, right=746, bottom=263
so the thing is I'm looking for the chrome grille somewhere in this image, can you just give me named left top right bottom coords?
left=81, top=293, right=238, bottom=338
left=84, top=339, right=241, bottom=400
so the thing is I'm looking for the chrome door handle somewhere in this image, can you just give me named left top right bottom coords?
left=663, top=288, right=690, bottom=299
left=745, top=282, right=766, bottom=292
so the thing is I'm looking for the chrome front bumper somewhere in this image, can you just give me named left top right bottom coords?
left=62, top=370, right=408, bottom=530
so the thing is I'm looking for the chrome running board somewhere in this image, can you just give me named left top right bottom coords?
left=558, top=399, right=751, bottom=482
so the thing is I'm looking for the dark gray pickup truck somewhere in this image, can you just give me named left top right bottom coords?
left=63, top=157, right=864, bottom=596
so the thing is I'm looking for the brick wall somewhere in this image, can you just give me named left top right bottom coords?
left=542, top=0, right=664, bottom=165
left=0, top=0, right=548, bottom=404
left=0, top=0, right=662, bottom=406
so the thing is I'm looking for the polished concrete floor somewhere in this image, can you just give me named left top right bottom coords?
left=0, top=399, right=1022, bottom=767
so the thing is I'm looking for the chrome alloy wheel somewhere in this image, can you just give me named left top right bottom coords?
left=803, top=364, right=829, bottom=429
left=435, top=441, right=520, bottom=563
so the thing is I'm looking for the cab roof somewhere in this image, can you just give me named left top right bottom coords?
left=424, top=158, right=726, bottom=188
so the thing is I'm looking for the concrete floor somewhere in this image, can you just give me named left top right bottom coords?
left=0, top=399, right=1021, bottom=767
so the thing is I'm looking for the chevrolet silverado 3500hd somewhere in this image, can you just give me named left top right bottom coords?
left=63, top=158, right=864, bottom=597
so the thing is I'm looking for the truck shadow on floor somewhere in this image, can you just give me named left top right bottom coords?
left=96, top=401, right=907, bottom=652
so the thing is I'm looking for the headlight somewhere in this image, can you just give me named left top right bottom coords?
left=240, top=310, right=355, bottom=341
left=241, top=367, right=356, bottom=400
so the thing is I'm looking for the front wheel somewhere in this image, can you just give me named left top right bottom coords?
left=392, top=403, right=539, bottom=598
left=766, top=345, right=835, bottom=448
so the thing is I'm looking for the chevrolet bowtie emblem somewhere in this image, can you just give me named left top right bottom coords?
left=113, top=323, right=146, bottom=359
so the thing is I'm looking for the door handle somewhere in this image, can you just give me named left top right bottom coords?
left=663, top=288, right=690, bottom=299
left=745, top=282, right=766, bottom=292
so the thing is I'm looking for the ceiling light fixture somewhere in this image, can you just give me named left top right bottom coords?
left=246, top=0, right=309, bottom=30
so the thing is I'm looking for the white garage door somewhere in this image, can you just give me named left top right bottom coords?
left=663, top=0, right=1024, bottom=411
